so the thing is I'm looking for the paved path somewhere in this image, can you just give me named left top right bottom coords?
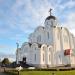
left=0, top=67, right=15, bottom=75
left=0, top=72, right=7, bottom=75
left=0, top=67, right=7, bottom=75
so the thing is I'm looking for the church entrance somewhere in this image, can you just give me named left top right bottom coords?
left=23, top=57, right=26, bottom=64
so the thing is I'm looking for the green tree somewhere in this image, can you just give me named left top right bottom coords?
left=2, top=58, right=11, bottom=65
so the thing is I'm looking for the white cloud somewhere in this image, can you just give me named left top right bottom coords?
left=11, top=0, right=54, bottom=26
left=0, top=28, right=9, bottom=34
left=0, top=54, right=16, bottom=62
left=4, top=0, right=75, bottom=39
left=1, top=0, right=75, bottom=44
left=0, top=0, right=75, bottom=58
left=62, top=13, right=75, bottom=29
left=51, top=0, right=75, bottom=17
left=10, top=34, right=25, bottom=42
left=60, top=12, right=75, bottom=36
left=0, top=44, right=16, bottom=54
left=64, top=0, right=75, bottom=8
left=0, top=45, right=7, bottom=49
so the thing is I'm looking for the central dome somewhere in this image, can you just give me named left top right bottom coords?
left=46, top=15, right=56, bottom=20
left=45, top=9, right=57, bottom=28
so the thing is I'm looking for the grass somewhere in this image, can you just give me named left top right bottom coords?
left=4, top=71, right=17, bottom=75
left=20, top=70, right=75, bottom=75
left=5, top=70, right=75, bottom=75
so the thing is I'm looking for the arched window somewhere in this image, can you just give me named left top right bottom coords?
left=37, top=35, right=41, bottom=42
left=59, top=55, right=61, bottom=62
left=49, top=54, right=50, bottom=62
left=43, top=53, right=45, bottom=62
left=34, top=54, right=36, bottom=61
left=47, top=32, right=49, bottom=39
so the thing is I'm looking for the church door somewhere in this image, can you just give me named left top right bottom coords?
left=23, top=57, right=26, bottom=64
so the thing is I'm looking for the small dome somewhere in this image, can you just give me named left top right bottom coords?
left=46, top=15, right=56, bottom=20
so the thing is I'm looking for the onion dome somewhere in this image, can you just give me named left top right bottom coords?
left=46, top=15, right=56, bottom=20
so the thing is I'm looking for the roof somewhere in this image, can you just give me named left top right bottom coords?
left=38, top=44, right=42, bottom=48
left=46, top=15, right=56, bottom=20
left=28, top=43, right=32, bottom=47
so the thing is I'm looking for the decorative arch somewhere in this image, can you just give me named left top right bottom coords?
left=64, top=28, right=69, bottom=34
left=35, top=26, right=45, bottom=32
left=62, top=28, right=70, bottom=39
left=31, top=43, right=38, bottom=50
left=47, top=45, right=53, bottom=65
left=48, top=45, right=53, bottom=51
left=61, top=27, right=71, bottom=52
left=21, top=42, right=32, bottom=49
left=41, top=44, right=47, bottom=51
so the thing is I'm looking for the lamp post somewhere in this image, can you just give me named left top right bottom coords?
left=18, top=70, right=20, bottom=75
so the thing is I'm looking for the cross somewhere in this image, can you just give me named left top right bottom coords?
left=49, top=8, right=52, bottom=16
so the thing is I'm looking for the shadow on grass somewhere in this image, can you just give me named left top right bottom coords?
left=4, top=71, right=17, bottom=75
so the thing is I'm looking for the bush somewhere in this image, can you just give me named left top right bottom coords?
left=2, top=58, right=11, bottom=66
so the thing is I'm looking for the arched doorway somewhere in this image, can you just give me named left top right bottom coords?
left=23, top=57, right=26, bottom=64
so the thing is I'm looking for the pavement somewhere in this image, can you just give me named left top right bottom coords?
left=0, top=67, right=7, bottom=75
left=0, top=72, right=7, bottom=75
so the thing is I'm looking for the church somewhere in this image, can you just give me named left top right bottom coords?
left=16, top=9, right=75, bottom=68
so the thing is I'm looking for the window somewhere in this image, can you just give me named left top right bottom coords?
left=34, top=54, right=36, bottom=61
left=43, top=53, right=45, bottom=62
left=37, top=35, right=41, bottom=42
left=49, top=54, right=50, bottom=62
left=59, top=55, right=61, bottom=62
left=47, top=32, right=49, bottom=39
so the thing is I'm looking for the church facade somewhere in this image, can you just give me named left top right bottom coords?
left=16, top=10, right=75, bottom=68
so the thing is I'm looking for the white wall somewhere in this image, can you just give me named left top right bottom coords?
left=29, top=43, right=40, bottom=65
left=16, top=15, right=75, bottom=67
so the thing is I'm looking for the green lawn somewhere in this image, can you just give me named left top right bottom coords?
left=6, top=70, right=75, bottom=75
left=19, top=71, right=75, bottom=75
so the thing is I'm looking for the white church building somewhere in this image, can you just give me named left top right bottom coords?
left=16, top=10, right=75, bottom=68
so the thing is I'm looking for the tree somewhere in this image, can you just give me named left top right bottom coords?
left=2, top=58, right=11, bottom=66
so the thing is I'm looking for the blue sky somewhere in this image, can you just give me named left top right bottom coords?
left=0, top=0, right=75, bottom=61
